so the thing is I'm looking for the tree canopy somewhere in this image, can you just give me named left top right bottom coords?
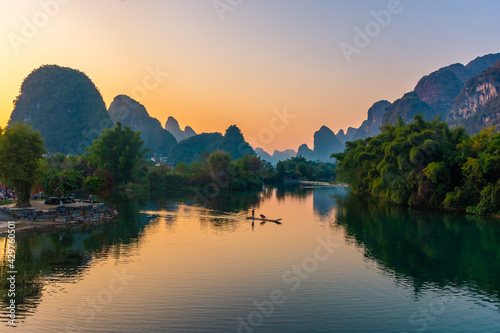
left=43, top=170, right=83, bottom=198
left=276, top=156, right=336, bottom=181
left=0, top=124, right=46, bottom=207
left=87, top=122, right=149, bottom=185
left=333, top=114, right=500, bottom=215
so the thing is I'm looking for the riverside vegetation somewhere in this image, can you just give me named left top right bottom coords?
left=4, top=115, right=500, bottom=217
left=0, top=123, right=336, bottom=207
left=333, top=115, right=500, bottom=215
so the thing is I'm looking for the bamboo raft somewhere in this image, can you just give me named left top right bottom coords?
left=247, top=217, right=282, bottom=224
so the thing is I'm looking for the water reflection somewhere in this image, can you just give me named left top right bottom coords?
left=313, top=186, right=348, bottom=219
left=0, top=188, right=287, bottom=322
left=276, top=184, right=312, bottom=201
left=0, top=190, right=268, bottom=322
left=2, top=185, right=500, bottom=327
left=0, top=200, right=153, bottom=321
left=333, top=191, right=500, bottom=302
left=188, top=189, right=262, bottom=213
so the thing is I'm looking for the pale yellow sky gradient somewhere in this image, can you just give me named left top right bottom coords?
left=1, top=0, right=499, bottom=152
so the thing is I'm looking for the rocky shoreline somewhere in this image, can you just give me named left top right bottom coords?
left=0, top=202, right=118, bottom=235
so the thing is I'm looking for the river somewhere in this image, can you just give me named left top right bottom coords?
left=1, top=186, right=499, bottom=332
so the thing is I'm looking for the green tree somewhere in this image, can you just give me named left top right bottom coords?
left=260, top=160, right=278, bottom=183
left=0, top=124, right=46, bottom=207
left=43, top=170, right=83, bottom=198
left=148, top=165, right=185, bottom=191
left=83, top=176, right=105, bottom=201
left=296, top=162, right=309, bottom=178
left=276, top=161, right=286, bottom=179
left=87, top=122, right=148, bottom=185
left=452, top=128, right=500, bottom=214
left=207, top=150, right=232, bottom=178
left=237, top=155, right=263, bottom=173
left=315, top=163, right=335, bottom=180
left=333, top=115, right=467, bottom=207
left=274, top=156, right=333, bottom=182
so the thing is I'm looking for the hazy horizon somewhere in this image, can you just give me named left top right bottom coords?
left=1, top=0, right=499, bottom=152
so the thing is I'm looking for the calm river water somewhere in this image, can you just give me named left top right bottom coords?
left=1, top=186, right=499, bottom=332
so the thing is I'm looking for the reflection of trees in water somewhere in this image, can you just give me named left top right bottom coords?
left=142, top=189, right=263, bottom=214
left=0, top=241, right=45, bottom=321
left=148, top=190, right=262, bottom=230
left=0, top=199, right=154, bottom=320
left=198, top=216, right=240, bottom=232
left=276, top=184, right=313, bottom=201
left=189, top=190, right=262, bottom=213
left=211, top=190, right=260, bottom=213
left=312, top=186, right=349, bottom=219
left=275, top=184, right=350, bottom=220
left=260, top=186, right=274, bottom=200
left=333, top=192, right=500, bottom=302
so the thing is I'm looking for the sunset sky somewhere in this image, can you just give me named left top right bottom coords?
left=1, top=0, right=499, bottom=152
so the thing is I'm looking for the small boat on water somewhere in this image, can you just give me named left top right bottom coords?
left=246, top=217, right=282, bottom=224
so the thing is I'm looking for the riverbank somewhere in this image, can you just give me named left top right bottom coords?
left=299, top=181, right=349, bottom=187
left=0, top=201, right=117, bottom=235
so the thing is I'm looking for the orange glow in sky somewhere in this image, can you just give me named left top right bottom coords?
left=1, top=1, right=499, bottom=152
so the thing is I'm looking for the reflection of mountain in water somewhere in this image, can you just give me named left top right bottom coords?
left=333, top=192, right=500, bottom=301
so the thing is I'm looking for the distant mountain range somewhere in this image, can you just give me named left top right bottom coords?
left=256, top=100, right=389, bottom=164
left=254, top=148, right=297, bottom=165
left=6, top=65, right=254, bottom=162
left=256, top=125, right=346, bottom=164
left=256, top=53, right=500, bottom=164
left=296, top=126, right=344, bottom=162
left=164, top=116, right=196, bottom=142
left=384, top=53, right=500, bottom=126
left=340, top=53, right=500, bottom=140
left=108, top=97, right=255, bottom=162
left=108, top=95, right=177, bottom=156
left=7, top=53, right=500, bottom=163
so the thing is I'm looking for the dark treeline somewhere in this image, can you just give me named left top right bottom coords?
left=0, top=122, right=336, bottom=206
left=39, top=124, right=337, bottom=197
left=276, top=156, right=336, bottom=181
left=333, top=114, right=500, bottom=215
